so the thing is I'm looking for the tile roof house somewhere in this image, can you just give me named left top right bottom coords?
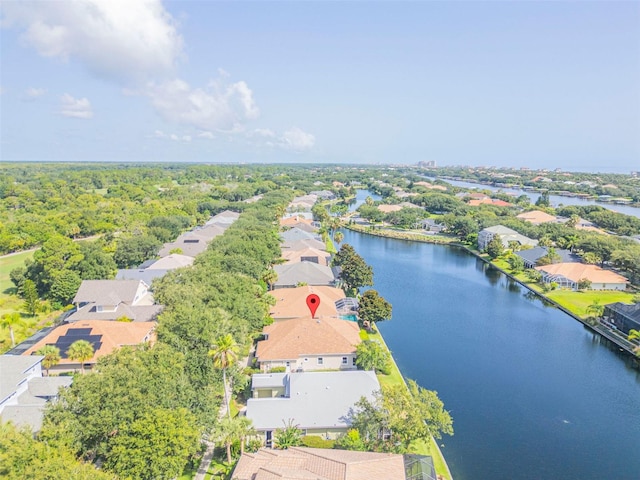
left=256, top=316, right=361, bottom=372
left=0, top=355, right=72, bottom=432
left=516, top=210, right=559, bottom=224
left=535, top=263, right=627, bottom=291
left=232, top=447, right=407, bottom=480
left=281, top=238, right=327, bottom=252
left=22, top=321, right=156, bottom=373
left=269, top=286, right=346, bottom=320
left=603, top=302, right=640, bottom=335
left=158, top=231, right=211, bottom=258
left=145, top=253, right=195, bottom=270
left=280, top=215, right=314, bottom=228
left=477, top=225, right=538, bottom=251
left=377, top=204, right=403, bottom=213
left=246, top=371, right=380, bottom=441
left=515, top=247, right=581, bottom=269
left=280, top=227, right=322, bottom=243
left=468, top=198, right=514, bottom=207
left=281, top=247, right=331, bottom=266
left=273, top=262, right=337, bottom=289
left=67, top=279, right=161, bottom=323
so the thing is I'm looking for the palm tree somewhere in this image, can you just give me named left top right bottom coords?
left=209, top=334, right=239, bottom=419
left=586, top=300, right=604, bottom=319
left=334, top=231, right=344, bottom=246
left=628, top=329, right=640, bottom=342
left=236, top=416, right=256, bottom=455
left=215, top=417, right=239, bottom=465
left=261, top=269, right=278, bottom=291
left=66, top=339, right=94, bottom=374
left=37, top=345, right=61, bottom=376
left=1, top=312, right=23, bottom=347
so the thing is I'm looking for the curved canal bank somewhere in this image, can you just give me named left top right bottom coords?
left=341, top=228, right=640, bottom=480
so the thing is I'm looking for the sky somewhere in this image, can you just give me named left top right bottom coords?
left=0, top=0, right=638, bottom=171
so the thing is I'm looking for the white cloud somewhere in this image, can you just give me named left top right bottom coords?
left=2, top=0, right=183, bottom=82
left=279, top=127, right=316, bottom=151
left=59, top=93, right=93, bottom=119
left=152, top=129, right=192, bottom=143
left=23, top=87, right=46, bottom=100
left=145, top=75, right=260, bottom=132
left=197, top=131, right=215, bottom=139
left=250, top=128, right=275, bottom=138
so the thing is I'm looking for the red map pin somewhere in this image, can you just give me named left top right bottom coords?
left=306, top=294, right=320, bottom=318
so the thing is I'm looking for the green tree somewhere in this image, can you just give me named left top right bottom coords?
left=334, top=429, right=367, bottom=451
left=628, top=329, right=640, bottom=342
left=577, top=278, right=592, bottom=290
left=38, top=345, right=61, bottom=376
left=535, top=191, right=550, bottom=207
left=49, top=270, right=82, bottom=307
left=485, top=235, right=505, bottom=259
left=22, top=279, right=40, bottom=316
left=586, top=300, right=604, bottom=318
left=0, top=422, right=114, bottom=480
left=66, top=339, right=94, bottom=374
left=0, top=312, right=23, bottom=347
left=582, top=251, right=603, bottom=265
left=355, top=340, right=391, bottom=374
left=76, top=241, right=117, bottom=280
left=507, top=254, right=525, bottom=274
left=104, top=407, right=201, bottom=480
left=209, top=334, right=239, bottom=420
left=114, top=235, right=160, bottom=268
left=274, top=419, right=303, bottom=449
left=334, top=231, right=344, bottom=246
left=358, top=290, right=392, bottom=325
left=334, top=244, right=373, bottom=293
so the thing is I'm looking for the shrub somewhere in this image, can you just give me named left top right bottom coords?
left=301, top=435, right=335, bottom=449
left=270, top=366, right=286, bottom=373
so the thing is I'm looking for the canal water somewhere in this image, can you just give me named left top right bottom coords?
left=341, top=229, right=640, bottom=480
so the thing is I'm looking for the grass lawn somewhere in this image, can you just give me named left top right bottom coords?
left=0, top=250, right=33, bottom=297
left=545, top=290, right=635, bottom=318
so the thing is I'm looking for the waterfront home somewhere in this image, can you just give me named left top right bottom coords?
left=515, top=247, right=581, bottom=269
left=516, top=210, right=559, bottom=224
left=67, top=279, right=162, bottom=323
left=269, top=285, right=348, bottom=320
left=603, top=302, right=640, bottom=335
left=377, top=204, right=403, bottom=213
left=280, top=227, right=322, bottom=243
left=245, top=370, right=380, bottom=442
left=288, top=194, right=318, bottom=211
left=477, top=225, right=538, bottom=251
left=281, top=238, right=327, bottom=252
left=281, top=246, right=331, bottom=266
left=535, top=263, right=628, bottom=291
left=22, top=320, right=156, bottom=373
left=0, top=354, right=72, bottom=432
left=256, top=315, right=360, bottom=372
left=232, top=447, right=408, bottom=480
left=273, top=262, right=337, bottom=289
left=468, top=198, right=514, bottom=207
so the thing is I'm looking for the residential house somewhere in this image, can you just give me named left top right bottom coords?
left=477, top=225, right=538, bottom=251
left=603, top=302, right=640, bottom=335
left=256, top=315, right=360, bottom=372
left=115, top=268, right=168, bottom=286
left=67, top=279, right=162, bottom=323
left=273, top=262, right=337, bottom=289
left=288, top=195, right=318, bottom=211
left=158, top=231, right=211, bottom=258
left=281, top=238, right=327, bottom=252
left=535, top=263, right=628, bottom=291
left=468, top=198, right=514, bottom=207
left=232, top=447, right=408, bottom=480
left=377, top=204, right=403, bottom=213
left=281, top=247, right=331, bottom=266
left=22, top=320, right=156, bottom=373
left=515, top=247, right=581, bottom=269
left=269, top=286, right=348, bottom=320
left=246, top=370, right=380, bottom=441
left=516, top=210, right=559, bottom=225
left=0, top=355, right=72, bottom=432
left=280, top=227, right=322, bottom=243
left=416, top=218, right=446, bottom=233
left=310, top=190, right=337, bottom=200
left=206, top=210, right=240, bottom=227
left=144, top=253, right=194, bottom=270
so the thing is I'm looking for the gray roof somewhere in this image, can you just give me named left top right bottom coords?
left=0, top=355, right=43, bottom=405
left=28, top=376, right=73, bottom=397
left=516, top=247, right=581, bottom=266
left=280, top=228, right=321, bottom=243
left=191, top=224, right=226, bottom=241
left=146, top=254, right=194, bottom=270
left=251, top=372, right=288, bottom=390
left=274, top=262, right=336, bottom=288
left=1, top=405, right=46, bottom=432
left=605, top=302, right=640, bottom=322
left=116, top=269, right=168, bottom=285
left=206, top=210, right=240, bottom=226
left=246, top=371, right=380, bottom=430
left=281, top=238, right=327, bottom=252
left=73, top=280, right=147, bottom=306
left=159, top=235, right=209, bottom=258
left=66, top=303, right=163, bottom=323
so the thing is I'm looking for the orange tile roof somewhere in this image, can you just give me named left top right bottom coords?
left=468, top=198, right=513, bottom=207
left=233, top=447, right=405, bottom=480
left=376, top=204, right=402, bottom=213
left=516, top=210, right=558, bottom=224
left=23, top=320, right=156, bottom=364
left=535, top=263, right=627, bottom=284
left=269, top=286, right=346, bottom=319
left=256, top=316, right=360, bottom=361
left=281, top=248, right=331, bottom=267
left=280, top=216, right=313, bottom=227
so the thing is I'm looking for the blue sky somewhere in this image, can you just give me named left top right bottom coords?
left=1, top=1, right=638, bottom=171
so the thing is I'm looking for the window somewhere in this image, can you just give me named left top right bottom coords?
left=352, top=357, right=356, bottom=365
left=317, top=357, right=323, bottom=365
left=285, top=361, right=290, bottom=367
left=342, top=357, right=348, bottom=365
